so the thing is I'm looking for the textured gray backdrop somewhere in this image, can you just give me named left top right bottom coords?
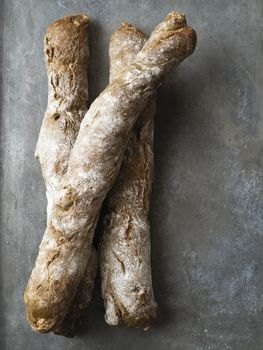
left=1, top=0, right=263, bottom=349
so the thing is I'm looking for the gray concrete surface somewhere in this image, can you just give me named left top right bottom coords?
left=1, top=0, right=263, bottom=349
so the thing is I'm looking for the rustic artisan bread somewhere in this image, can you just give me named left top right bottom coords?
left=26, top=14, right=98, bottom=333
left=100, top=22, right=157, bottom=328
left=24, top=12, right=197, bottom=333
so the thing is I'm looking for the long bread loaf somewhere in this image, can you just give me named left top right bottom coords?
left=30, top=14, right=98, bottom=334
left=24, top=12, right=197, bottom=333
left=100, top=23, right=157, bottom=327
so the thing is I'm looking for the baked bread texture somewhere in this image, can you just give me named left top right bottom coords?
left=35, top=14, right=89, bottom=193
left=100, top=22, right=157, bottom=328
left=53, top=247, right=98, bottom=337
left=24, top=12, right=197, bottom=333
left=25, top=14, right=98, bottom=334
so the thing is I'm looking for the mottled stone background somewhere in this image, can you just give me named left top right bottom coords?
left=1, top=0, right=262, bottom=349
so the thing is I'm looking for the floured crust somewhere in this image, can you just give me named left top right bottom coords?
left=53, top=247, right=98, bottom=337
left=109, top=23, right=147, bottom=82
left=35, top=14, right=90, bottom=192
left=25, top=14, right=98, bottom=334
left=24, top=12, right=197, bottom=333
left=100, top=22, right=157, bottom=327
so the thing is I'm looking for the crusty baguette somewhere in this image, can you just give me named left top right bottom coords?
left=24, top=12, right=197, bottom=333
left=100, top=23, right=157, bottom=327
left=31, top=14, right=98, bottom=335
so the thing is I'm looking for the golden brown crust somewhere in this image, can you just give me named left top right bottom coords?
left=24, top=12, right=197, bottom=333
left=46, top=14, right=90, bottom=68
left=100, top=23, right=157, bottom=327
left=35, top=14, right=90, bottom=190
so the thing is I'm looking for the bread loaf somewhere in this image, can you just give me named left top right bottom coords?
left=27, top=14, right=98, bottom=334
left=100, top=23, right=157, bottom=327
left=24, top=12, right=197, bottom=333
